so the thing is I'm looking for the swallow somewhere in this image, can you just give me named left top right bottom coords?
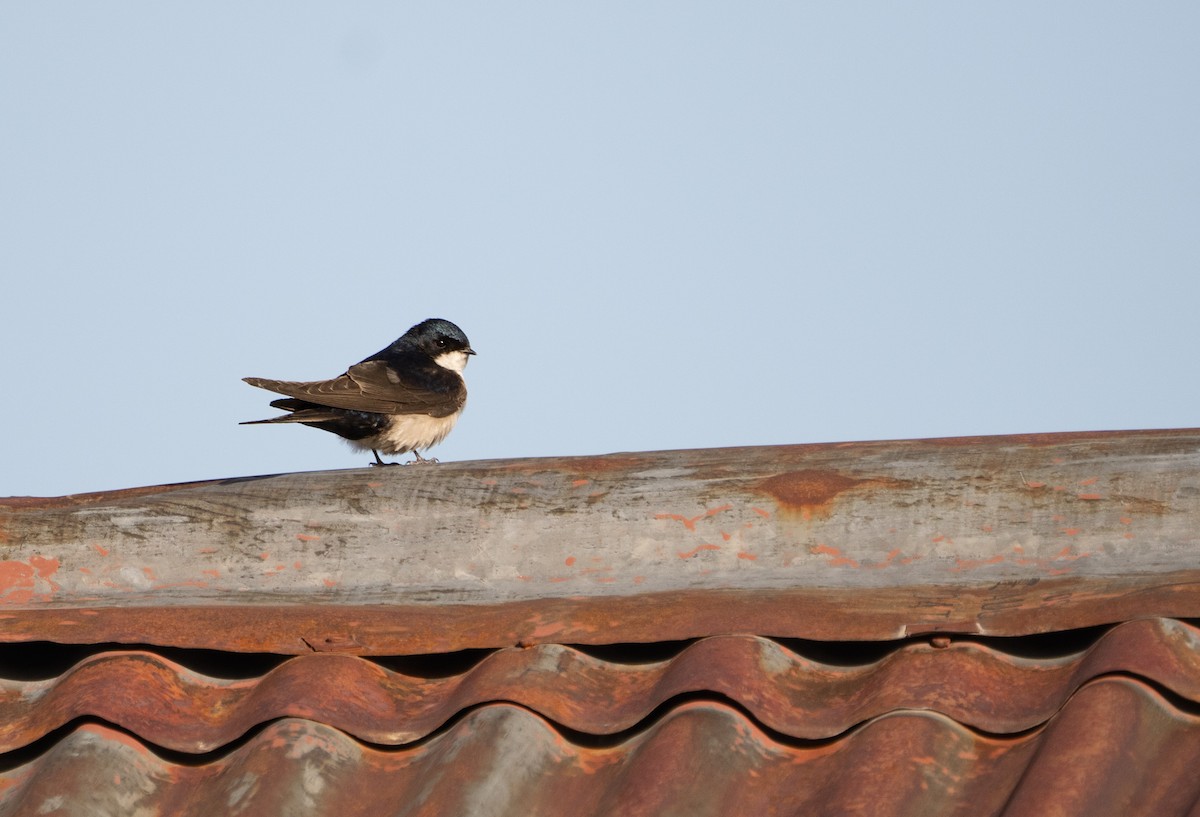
left=242, top=318, right=475, bottom=465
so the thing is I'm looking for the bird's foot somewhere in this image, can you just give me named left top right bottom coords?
left=409, top=451, right=439, bottom=465
left=370, top=450, right=401, bottom=467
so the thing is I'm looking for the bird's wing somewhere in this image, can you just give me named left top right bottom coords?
left=243, top=359, right=465, bottom=416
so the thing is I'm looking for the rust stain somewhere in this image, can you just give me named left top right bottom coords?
left=1077, top=494, right=1103, bottom=501
left=490, top=453, right=650, bottom=477
left=758, top=470, right=899, bottom=517
left=0, top=478, right=221, bottom=512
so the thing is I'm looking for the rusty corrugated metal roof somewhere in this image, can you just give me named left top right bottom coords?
left=1, top=429, right=1200, bottom=815
left=1, top=675, right=1199, bottom=815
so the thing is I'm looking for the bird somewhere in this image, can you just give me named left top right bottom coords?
left=241, top=318, right=475, bottom=466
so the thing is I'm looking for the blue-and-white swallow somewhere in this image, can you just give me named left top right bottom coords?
left=242, top=318, right=475, bottom=465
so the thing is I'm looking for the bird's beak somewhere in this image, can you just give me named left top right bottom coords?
left=466, top=347, right=477, bottom=356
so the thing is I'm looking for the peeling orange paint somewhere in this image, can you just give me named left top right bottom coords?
left=810, top=544, right=860, bottom=568
left=565, top=556, right=576, bottom=567
left=0, top=562, right=36, bottom=603
left=951, top=554, right=1006, bottom=572
left=866, top=548, right=916, bottom=569
left=29, top=556, right=60, bottom=583
left=750, top=507, right=771, bottom=518
left=736, top=552, right=757, bottom=561
left=677, top=544, right=721, bottom=559
left=1077, top=494, right=1103, bottom=501
left=91, top=543, right=110, bottom=557
left=656, top=505, right=733, bottom=532
left=296, top=534, right=320, bottom=542
left=1062, top=528, right=1081, bottom=536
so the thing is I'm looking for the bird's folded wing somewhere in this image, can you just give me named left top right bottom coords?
left=244, top=360, right=464, bottom=416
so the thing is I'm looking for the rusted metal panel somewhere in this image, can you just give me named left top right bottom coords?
left=1, top=619, right=1198, bottom=754
left=1, top=681, right=1199, bottom=817
left=1, top=429, right=1199, bottom=652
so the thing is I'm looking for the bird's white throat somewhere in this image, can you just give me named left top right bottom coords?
left=434, top=350, right=471, bottom=374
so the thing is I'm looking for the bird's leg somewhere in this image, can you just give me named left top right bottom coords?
left=370, top=449, right=399, bottom=467
left=409, top=450, right=439, bottom=465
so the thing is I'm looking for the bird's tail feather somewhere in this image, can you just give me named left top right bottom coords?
left=240, top=398, right=344, bottom=425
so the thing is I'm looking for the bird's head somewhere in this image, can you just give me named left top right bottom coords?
left=405, top=318, right=476, bottom=373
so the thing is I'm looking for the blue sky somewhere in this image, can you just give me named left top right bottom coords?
left=2, top=3, right=1197, bottom=498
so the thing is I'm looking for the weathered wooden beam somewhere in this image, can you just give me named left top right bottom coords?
left=2, top=429, right=1198, bottom=653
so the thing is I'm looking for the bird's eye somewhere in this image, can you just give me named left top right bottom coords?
left=435, top=338, right=448, bottom=347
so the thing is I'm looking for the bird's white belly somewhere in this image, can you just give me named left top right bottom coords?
left=368, top=411, right=461, bottom=454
